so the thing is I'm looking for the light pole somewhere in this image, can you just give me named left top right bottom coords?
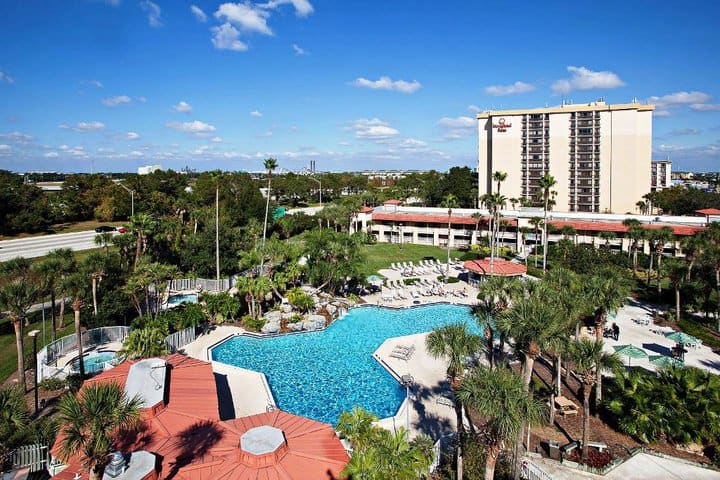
left=28, top=329, right=41, bottom=416
left=117, top=182, right=135, bottom=217
left=308, top=176, right=322, bottom=206
left=401, top=374, right=414, bottom=440
left=399, top=223, right=403, bottom=249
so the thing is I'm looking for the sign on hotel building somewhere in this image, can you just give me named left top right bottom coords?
left=477, top=100, right=654, bottom=213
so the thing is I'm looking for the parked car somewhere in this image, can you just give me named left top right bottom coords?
left=117, top=227, right=128, bottom=233
left=95, top=225, right=116, bottom=233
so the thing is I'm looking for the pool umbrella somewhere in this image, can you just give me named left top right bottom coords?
left=612, top=344, right=648, bottom=365
left=649, top=355, right=684, bottom=368
left=664, top=331, right=698, bottom=345
left=367, top=275, right=384, bottom=286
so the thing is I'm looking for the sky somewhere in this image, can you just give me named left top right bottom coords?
left=1, top=0, right=719, bottom=174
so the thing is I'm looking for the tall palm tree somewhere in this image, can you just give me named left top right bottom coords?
left=441, top=194, right=459, bottom=282
left=529, top=217, right=543, bottom=268
left=45, top=248, right=76, bottom=329
left=93, top=232, right=114, bottom=254
left=458, top=366, right=545, bottom=480
left=538, top=174, right=557, bottom=272
left=652, top=226, right=675, bottom=294
left=262, top=158, right=278, bottom=248
left=622, top=219, right=643, bottom=272
left=129, top=213, right=155, bottom=270
left=518, top=227, right=531, bottom=265
left=492, top=171, right=507, bottom=195
left=84, top=251, right=107, bottom=316
left=426, top=323, right=481, bottom=480
left=681, top=235, right=704, bottom=280
left=36, top=255, right=63, bottom=342
left=566, top=339, right=621, bottom=460
left=0, top=258, right=39, bottom=391
left=475, top=276, right=521, bottom=368
left=57, top=382, right=142, bottom=480
left=664, top=258, right=688, bottom=322
left=597, top=231, right=616, bottom=249
left=61, top=272, right=89, bottom=378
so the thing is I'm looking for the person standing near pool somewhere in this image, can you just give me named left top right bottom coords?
left=612, top=322, right=620, bottom=341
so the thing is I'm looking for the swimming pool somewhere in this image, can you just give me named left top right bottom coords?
left=211, top=304, right=478, bottom=425
left=71, top=350, right=117, bottom=375
left=167, top=293, right=198, bottom=306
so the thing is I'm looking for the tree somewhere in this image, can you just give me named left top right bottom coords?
left=128, top=213, right=155, bottom=270
left=121, top=322, right=168, bottom=359
left=652, top=226, right=675, bottom=294
left=681, top=235, right=704, bottom=280
left=441, top=194, right=459, bottom=282
left=664, top=258, right=688, bottom=322
left=566, top=339, right=621, bottom=460
left=0, top=386, right=31, bottom=461
left=597, top=231, right=616, bottom=249
left=36, top=252, right=68, bottom=342
left=84, top=251, right=107, bottom=317
left=529, top=217, right=543, bottom=268
left=57, top=382, right=142, bottom=480
left=94, top=232, right=114, bottom=254
left=622, top=219, right=644, bottom=272
left=426, top=323, right=481, bottom=479
left=458, top=366, right=545, bottom=480
left=61, top=272, right=89, bottom=378
left=538, top=174, right=557, bottom=272
left=302, top=229, right=365, bottom=294
left=475, top=276, right=520, bottom=369
left=518, top=227, right=531, bottom=265
left=0, top=258, right=39, bottom=391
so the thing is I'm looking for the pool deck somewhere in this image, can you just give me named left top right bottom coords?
left=54, top=341, right=124, bottom=371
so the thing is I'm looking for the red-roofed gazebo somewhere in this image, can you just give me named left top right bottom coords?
left=463, top=258, right=527, bottom=277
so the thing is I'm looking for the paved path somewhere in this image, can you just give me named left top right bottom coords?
left=0, top=230, right=112, bottom=261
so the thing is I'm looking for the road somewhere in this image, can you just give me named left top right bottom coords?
left=0, top=230, right=113, bottom=262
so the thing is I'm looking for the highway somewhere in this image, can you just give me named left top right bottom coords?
left=0, top=230, right=113, bottom=262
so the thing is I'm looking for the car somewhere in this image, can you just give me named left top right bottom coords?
left=95, top=225, right=116, bottom=233
left=117, top=227, right=128, bottom=234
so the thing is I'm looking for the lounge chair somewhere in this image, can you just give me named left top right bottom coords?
left=390, top=350, right=412, bottom=361
left=436, top=391, right=455, bottom=407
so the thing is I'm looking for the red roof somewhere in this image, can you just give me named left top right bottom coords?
left=358, top=206, right=374, bottom=213
left=696, top=208, right=720, bottom=215
left=373, top=212, right=492, bottom=226
left=548, top=220, right=703, bottom=236
left=464, top=259, right=527, bottom=276
left=383, top=199, right=403, bottom=205
left=51, top=354, right=349, bottom=480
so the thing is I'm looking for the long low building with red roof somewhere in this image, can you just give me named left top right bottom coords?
left=50, top=354, right=349, bottom=480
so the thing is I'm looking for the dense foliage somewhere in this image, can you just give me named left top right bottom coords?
left=647, top=185, right=720, bottom=216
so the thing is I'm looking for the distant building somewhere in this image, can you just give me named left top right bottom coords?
left=478, top=99, right=654, bottom=213
left=138, top=164, right=162, bottom=175
left=651, top=160, right=672, bottom=191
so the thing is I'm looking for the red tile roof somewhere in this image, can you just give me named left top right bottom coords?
left=548, top=220, right=703, bottom=236
left=696, top=208, right=720, bottom=215
left=383, top=199, right=403, bottom=205
left=373, top=212, right=490, bottom=226
left=51, top=354, right=349, bottom=480
left=464, top=259, right=527, bottom=276
left=358, top=206, right=374, bottom=213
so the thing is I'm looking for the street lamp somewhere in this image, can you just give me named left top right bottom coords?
left=117, top=182, right=135, bottom=217
left=308, top=176, right=322, bottom=206
left=28, top=329, right=41, bottom=416
left=401, top=374, right=414, bottom=440
left=399, top=223, right=403, bottom=249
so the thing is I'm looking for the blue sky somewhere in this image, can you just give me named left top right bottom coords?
left=1, top=0, right=719, bottom=173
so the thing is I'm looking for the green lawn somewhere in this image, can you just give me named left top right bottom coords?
left=678, top=316, right=720, bottom=351
left=0, top=312, right=76, bottom=383
left=360, top=243, right=473, bottom=277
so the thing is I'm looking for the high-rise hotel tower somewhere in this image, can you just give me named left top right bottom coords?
left=477, top=100, right=654, bottom=213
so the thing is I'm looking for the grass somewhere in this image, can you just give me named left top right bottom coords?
left=678, top=315, right=720, bottom=351
left=360, top=243, right=473, bottom=277
left=0, top=220, right=125, bottom=240
left=0, top=311, right=76, bottom=383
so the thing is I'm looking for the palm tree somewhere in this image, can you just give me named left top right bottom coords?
left=653, top=226, right=675, bottom=294
left=635, top=200, right=647, bottom=215
left=57, top=382, right=142, bottom=480
left=566, top=339, right=621, bottom=460
left=94, top=232, right=114, bottom=254
left=492, top=171, right=507, bottom=195
left=84, top=251, right=107, bottom=316
left=538, top=174, right=557, bottom=272
left=0, top=258, right=39, bottom=391
left=597, top=230, right=616, bottom=249
left=458, top=366, right=545, bottom=480
left=129, top=213, right=155, bottom=270
left=664, top=258, right=688, bottom=322
left=121, top=324, right=168, bottom=359
left=261, top=158, right=278, bottom=248
left=529, top=217, right=543, bottom=268
left=0, top=385, right=31, bottom=456
left=681, top=235, right=704, bottom=280
left=45, top=248, right=75, bottom=329
left=36, top=255, right=63, bottom=342
left=518, top=227, right=531, bottom=265
left=426, top=323, right=481, bottom=479
left=622, top=219, right=644, bottom=272
left=560, top=225, right=577, bottom=244
left=584, top=268, right=632, bottom=408
left=475, top=276, right=521, bottom=368
left=441, top=194, right=459, bottom=282
left=61, top=272, right=89, bottom=378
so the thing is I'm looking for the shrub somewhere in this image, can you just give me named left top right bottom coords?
left=65, top=373, right=84, bottom=393
left=242, top=315, right=265, bottom=332
left=203, top=291, right=241, bottom=322
left=40, top=377, right=66, bottom=391
left=286, top=287, right=315, bottom=313
left=288, top=314, right=302, bottom=324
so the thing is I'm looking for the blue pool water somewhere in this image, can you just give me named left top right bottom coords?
left=211, top=304, right=478, bottom=425
left=72, top=351, right=116, bottom=374
left=167, top=293, right=198, bottom=306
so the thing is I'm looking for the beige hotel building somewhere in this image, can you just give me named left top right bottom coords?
left=477, top=100, right=655, bottom=213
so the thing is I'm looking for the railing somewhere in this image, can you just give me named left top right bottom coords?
left=164, top=325, right=202, bottom=353
left=9, top=444, right=48, bottom=473
left=520, top=459, right=554, bottom=480
left=37, top=326, right=131, bottom=382
left=168, top=278, right=232, bottom=292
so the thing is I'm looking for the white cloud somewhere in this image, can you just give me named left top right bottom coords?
left=467, top=105, right=481, bottom=113
left=83, top=79, right=103, bottom=88
left=211, top=136, right=223, bottom=143
left=166, top=120, right=217, bottom=135
left=647, top=91, right=714, bottom=116
left=137, top=96, right=146, bottom=103
left=130, top=150, right=144, bottom=157
left=211, top=23, right=248, bottom=51
left=351, top=76, right=422, bottom=94
left=551, top=66, right=624, bottom=94
left=0, top=71, right=15, bottom=84
left=250, top=110, right=263, bottom=117
left=215, top=3, right=272, bottom=35
left=140, top=0, right=162, bottom=27
left=126, top=132, right=140, bottom=140
left=292, top=44, right=307, bottom=55
left=43, top=151, right=58, bottom=158
left=690, top=103, right=720, bottom=112
left=173, top=101, right=193, bottom=113
left=101, top=95, right=132, bottom=107
left=348, top=118, right=399, bottom=140
left=259, top=0, right=314, bottom=16
left=484, top=81, right=535, bottom=96
left=0, top=144, right=10, bottom=151
left=0, top=131, right=32, bottom=143
left=59, top=121, right=106, bottom=132
left=190, top=5, right=207, bottom=22
left=438, top=116, right=476, bottom=139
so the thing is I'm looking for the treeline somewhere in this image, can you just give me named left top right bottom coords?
left=647, top=185, right=720, bottom=216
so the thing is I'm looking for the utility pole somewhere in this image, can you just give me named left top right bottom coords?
left=215, top=183, right=220, bottom=284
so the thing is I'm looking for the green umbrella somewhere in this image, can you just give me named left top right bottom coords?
left=664, top=331, right=698, bottom=346
left=613, top=344, right=649, bottom=365
left=367, top=275, right=384, bottom=286
left=649, top=355, right=684, bottom=369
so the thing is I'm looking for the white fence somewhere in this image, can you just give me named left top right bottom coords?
left=8, top=444, right=48, bottom=473
left=521, top=459, right=554, bottom=480
left=164, top=325, right=200, bottom=353
left=37, top=326, right=131, bottom=382
left=168, top=278, right=231, bottom=292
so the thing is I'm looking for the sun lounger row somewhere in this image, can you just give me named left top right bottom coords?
left=390, top=344, right=415, bottom=361
left=380, top=278, right=470, bottom=302
left=390, top=260, right=449, bottom=277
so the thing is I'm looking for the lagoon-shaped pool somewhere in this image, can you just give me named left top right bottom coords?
left=211, top=304, right=478, bottom=425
